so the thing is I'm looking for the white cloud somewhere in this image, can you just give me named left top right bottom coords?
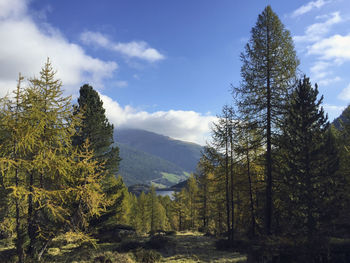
left=294, top=12, right=342, bottom=43
left=294, top=12, right=349, bottom=88
left=339, top=84, right=350, bottom=101
left=0, top=0, right=117, bottom=97
left=292, top=0, right=330, bottom=17
left=0, top=0, right=27, bottom=19
left=318, top=76, right=341, bottom=86
left=99, top=94, right=216, bottom=145
left=323, top=103, right=346, bottom=120
left=308, top=34, right=350, bottom=61
left=114, top=80, right=128, bottom=88
left=80, top=31, right=165, bottom=62
left=310, top=61, right=333, bottom=80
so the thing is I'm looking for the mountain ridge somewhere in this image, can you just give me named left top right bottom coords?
left=114, top=129, right=203, bottom=187
left=115, top=128, right=203, bottom=172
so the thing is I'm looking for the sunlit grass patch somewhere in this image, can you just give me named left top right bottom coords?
left=47, top=247, right=61, bottom=256
left=177, top=231, right=203, bottom=236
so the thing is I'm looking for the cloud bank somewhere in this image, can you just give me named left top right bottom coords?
left=291, top=0, right=330, bottom=17
left=80, top=31, right=165, bottom=62
left=0, top=0, right=117, bottom=96
left=100, top=94, right=216, bottom=145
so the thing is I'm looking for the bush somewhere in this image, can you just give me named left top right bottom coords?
left=133, top=248, right=161, bottom=263
left=118, top=240, right=143, bottom=252
left=145, top=235, right=169, bottom=250
left=215, top=238, right=232, bottom=251
left=93, top=251, right=133, bottom=263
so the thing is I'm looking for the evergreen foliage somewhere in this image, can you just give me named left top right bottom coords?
left=73, top=84, right=125, bottom=235
left=279, top=76, right=341, bottom=239
left=234, top=5, right=299, bottom=235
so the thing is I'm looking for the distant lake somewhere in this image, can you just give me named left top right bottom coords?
left=156, top=190, right=175, bottom=199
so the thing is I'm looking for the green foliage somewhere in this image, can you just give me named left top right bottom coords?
left=234, top=5, right=299, bottom=235
left=0, top=60, right=109, bottom=261
left=73, top=84, right=120, bottom=174
left=117, top=129, right=202, bottom=172
left=145, top=235, right=171, bottom=250
left=148, top=186, right=168, bottom=234
left=132, top=248, right=161, bottom=263
left=278, top=76, right=341, bottom=238
left=118, top=143, right=187, bottom=187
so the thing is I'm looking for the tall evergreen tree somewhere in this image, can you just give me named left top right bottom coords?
left=73, top=84, right=123, bottom=231
left=234, top=5, right=299, bottom=234
left=73, top=84, right=120, bottom=177
left=279, top=76, right=340, bottom=239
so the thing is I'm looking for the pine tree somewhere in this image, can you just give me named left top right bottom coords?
left=73, top=84, right=123, bottom=233
left=73, top=84, right=120, bottom=176
left=279, top=76, right=340, bottom=239
left=234, top=6, right=299, bottom=235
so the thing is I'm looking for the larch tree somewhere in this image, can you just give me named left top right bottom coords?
left=212, top=105, right=236, bottom=242
left=233, top=5, right=299, bottom=235
left=0, top=60, right=109, bottom=261
left=0, top=74, right=28, bottom=263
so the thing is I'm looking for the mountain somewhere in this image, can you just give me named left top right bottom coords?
left=115, top=129, right=203, bottom=187
left=116, top=129, right=203, bottom=171
left=333, top=105, right=350, bottom=130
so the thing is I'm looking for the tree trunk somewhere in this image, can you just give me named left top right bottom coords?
left=225, top=126, right=231, bottom=242
left=230, top=132, right=235, bottom=243
left=247, top=142, right=255, bottom=237
left=265, top=18, right=273, bottom=236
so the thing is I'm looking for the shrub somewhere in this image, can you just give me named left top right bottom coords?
left=118, top=240, right=143, bottom=252
left=145, top=235, right=169, bottom=250
left=93, top=251, right=133, bottom=263
left=133, top=248, right=161, bottom=263
left=215, top=238, right=231, bottom=251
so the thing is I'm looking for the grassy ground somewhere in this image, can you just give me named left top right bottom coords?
left=0, top=232, right=247, bottom=263
left=158, top=232, right=246, bottom=263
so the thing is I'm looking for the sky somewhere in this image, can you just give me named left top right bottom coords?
left=1, top=0, right=350, bottom=145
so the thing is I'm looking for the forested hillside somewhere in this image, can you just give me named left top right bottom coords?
left=116, top=129, right=203, bottom=171
left=117, top=142, right=189, bottom=187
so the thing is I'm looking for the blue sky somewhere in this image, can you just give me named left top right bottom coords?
left=1, top=0, right=350, bottom=144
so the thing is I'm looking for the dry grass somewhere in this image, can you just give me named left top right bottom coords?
left=158, top=233, right=247, bottom=263
left=0, top=232, right=247, bottom=263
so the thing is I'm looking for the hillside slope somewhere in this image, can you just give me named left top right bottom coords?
left=333, top=105, right=350, bottom=130
left=118, top=143, right=189, bottom=187
left=116, top=129, right=203, bottom=171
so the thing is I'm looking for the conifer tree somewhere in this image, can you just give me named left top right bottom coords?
left=212, top=105, right=236, bottom=242
left=138, top=192, right=150, bottom=233
left=0, top=74, right=27, bottom=262
left=279, top=76, right=340, bottom=239
left=73, top=84, right=123, bottom=232
left=73, top=84, right=120, bottom=176
left=0, top=60, right=109, bottom=260
left=186, top=174, right=199, bottom=229
left=147, top=186, right=168, bottom=233
left=234, top=5, right=299, bottom=234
